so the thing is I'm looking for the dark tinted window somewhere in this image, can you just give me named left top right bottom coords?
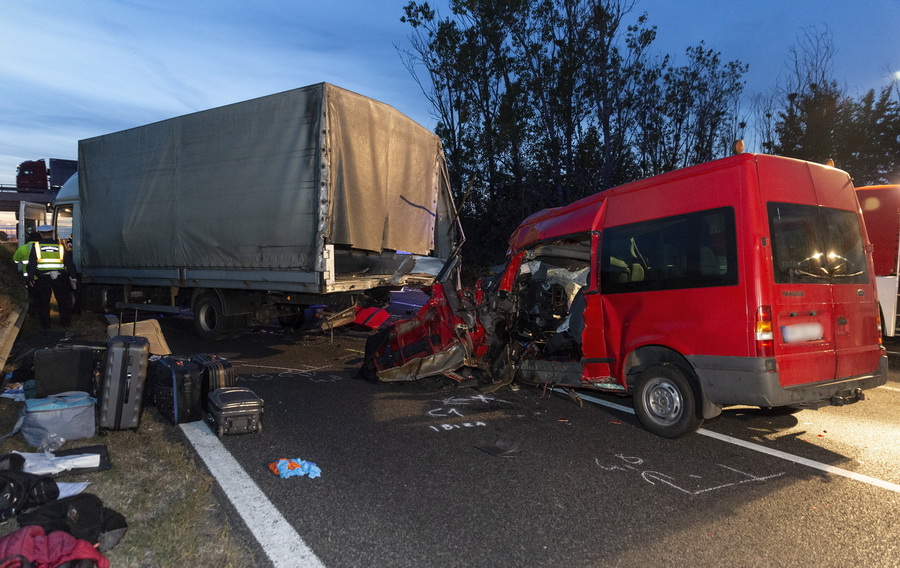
left=600, top=207, right=738, bottom=293
left=768, top=203, right=868, bottom=285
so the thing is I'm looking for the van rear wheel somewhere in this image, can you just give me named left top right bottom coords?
left=634, top=363, right=703, bottom=438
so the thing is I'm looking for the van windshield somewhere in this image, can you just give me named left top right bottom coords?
left=768, top=202, right=868, bottom=285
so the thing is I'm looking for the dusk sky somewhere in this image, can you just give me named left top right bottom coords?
left=1, top=0, right=897, bottom=186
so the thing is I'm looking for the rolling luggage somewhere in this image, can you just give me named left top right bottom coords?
left=190, top=354, right=236, bottom=408
left=204, top=387, right=264, bottom=437
left=99, top=336, right=150, bottom=431
left=154, top=356, right=203, bottom=424
left=33, top=347, right=97, bottom=398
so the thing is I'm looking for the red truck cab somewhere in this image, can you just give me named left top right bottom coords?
left=15, top=160, right=48, bottom=191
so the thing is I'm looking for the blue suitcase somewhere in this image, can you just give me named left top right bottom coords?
left=154, top=356, right=203, bottom=424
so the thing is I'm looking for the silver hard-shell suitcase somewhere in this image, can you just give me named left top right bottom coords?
left=99, top=335, right=150, bottom=430
left=204, top=387, right=263, bottom=437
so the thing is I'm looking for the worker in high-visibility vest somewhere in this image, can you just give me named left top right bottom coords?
left=12, top=227, right=39, bottom=314
left=13, top=239, right=36, bottom=277
left=26, top=225, right=75, bottom=330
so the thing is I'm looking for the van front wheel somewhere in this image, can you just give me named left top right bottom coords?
left=634, top=364, right=703, bottom=438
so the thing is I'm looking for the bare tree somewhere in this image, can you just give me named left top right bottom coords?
left=770, top=26, right=900, bottom=183
left=398, top=0, right=750, bottom=262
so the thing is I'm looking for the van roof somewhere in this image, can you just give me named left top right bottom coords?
left=508, top=153, right=844, bottom=251
left=855, top=184, right=900, bottom=192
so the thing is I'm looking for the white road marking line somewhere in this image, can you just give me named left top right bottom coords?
left=233, top=363, right=332, bottom=373
left=565, top=389, right=900, bottom=494
left=181, top=422, right=326, bottom=568
left=697, top=429, right=900, bottom=493
left=879, top=385, right=900, bottom=392
left=571, top=392, right=634, bottom=414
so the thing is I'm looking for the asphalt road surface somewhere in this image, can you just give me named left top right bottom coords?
left=161, top=291, right=900, bottom=568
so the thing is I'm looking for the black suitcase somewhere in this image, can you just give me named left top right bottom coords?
left=33, top=347, right=97, bottom=397
left=190, top=353, right=236, bottom=408
left=204, top=387, right=264, bottom=437
left=154, top=356, right=203, bottom=424
left=99, top=336, right=150, bottom=430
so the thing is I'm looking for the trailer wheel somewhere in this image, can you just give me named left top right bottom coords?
left=194, top=292, right=228, bottom=340
left=633, top=363, right=703, bottom=438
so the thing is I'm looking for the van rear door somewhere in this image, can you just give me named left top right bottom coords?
left=807, top=167, right=882, bottom=380
left=762, top=159, right=880, bottom=387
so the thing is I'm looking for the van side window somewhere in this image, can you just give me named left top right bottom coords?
left=768, top=203, right=868, bottom=285
left=600, top=207, right=737, bottom=293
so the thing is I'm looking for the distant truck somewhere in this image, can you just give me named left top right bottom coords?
left=856, top=184, right=900, bottom=336
left=16, top=158, right=77, bottom=191
left=52, top=83, right=460, bottom=339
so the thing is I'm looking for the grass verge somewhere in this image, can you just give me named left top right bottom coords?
left=0, top=242, right=255, bottom=566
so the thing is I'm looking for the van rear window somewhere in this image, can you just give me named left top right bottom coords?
left=768, top=202, right=868, bottom=285
left=600, top=207, right=737, bottom=293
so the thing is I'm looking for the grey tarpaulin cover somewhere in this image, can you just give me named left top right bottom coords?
left=78, top=83, right=453, bottom=274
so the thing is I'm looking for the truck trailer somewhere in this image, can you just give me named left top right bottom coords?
left=53, top=83, right=460, bottom=338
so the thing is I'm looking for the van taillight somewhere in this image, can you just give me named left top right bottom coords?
left=876, top=302, right=883, bottom=345
left=755, top=305, right=774, bottom=357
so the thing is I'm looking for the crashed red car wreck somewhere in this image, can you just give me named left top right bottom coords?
left=358, top=153, right=888, bottom=438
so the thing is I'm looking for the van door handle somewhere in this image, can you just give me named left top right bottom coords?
left=837, top=317, right=848, bottom=325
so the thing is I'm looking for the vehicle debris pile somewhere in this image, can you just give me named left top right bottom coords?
left=357, top=237, right=596, bottom=394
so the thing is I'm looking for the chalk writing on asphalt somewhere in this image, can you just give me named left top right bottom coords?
left=428, top=422, right=487, bottom=431
left=425, top=394, right=510, bottom=432
left=437, top=394, right=515, bottom=407
left=594, top=453, right=785, bottom=496
left=426, top=406, right=487, bottom=431
left=236, top=364, right=343, bottom=383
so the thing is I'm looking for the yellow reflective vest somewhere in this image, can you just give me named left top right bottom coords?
left=34, top=241, right=66, bottom=271
left=13, top=242, right=34, bottom=276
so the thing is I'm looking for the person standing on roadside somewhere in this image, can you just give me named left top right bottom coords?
left=12, top=227, right=40, bottom=314
left=12, top=226, right=39, bottom=276
left=26, top=225, right=75, bottom=330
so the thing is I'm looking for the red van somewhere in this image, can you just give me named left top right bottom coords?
left=855, top=184, right=900, bottom=336
left=360, top=153, right=888, bottom=437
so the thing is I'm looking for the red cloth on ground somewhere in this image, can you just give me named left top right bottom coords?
left=0, top=525, right=109, bottom=568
